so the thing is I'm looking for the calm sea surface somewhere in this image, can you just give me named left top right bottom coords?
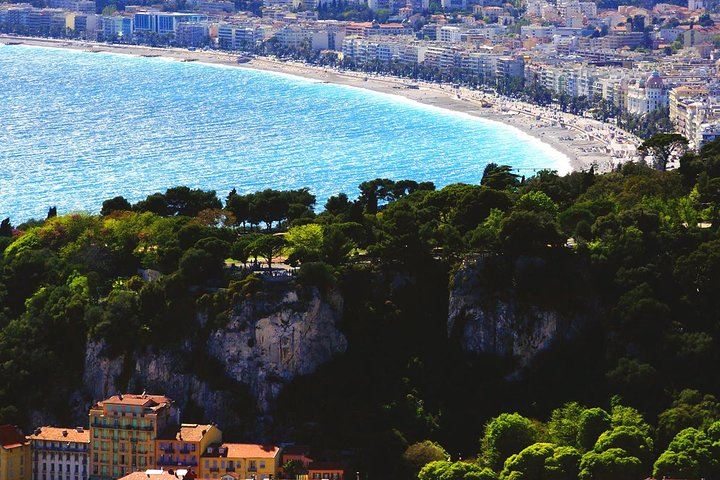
left=0, top=45, right=569, bottom=222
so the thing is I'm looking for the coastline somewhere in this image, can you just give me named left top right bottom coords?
left=1, top=35, right=641, bottom=173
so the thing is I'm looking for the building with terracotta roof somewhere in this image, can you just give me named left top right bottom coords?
left=155, top=424, right=222, bottom=472
left=199, top=444, right=281, bottom=480
left=29, top=426, right=90, bottom=480
left=89, top=394, right=176, bottom=480
left=0, top=425, right=31, bottom=480
left=118, top=468, right=195, bottom=480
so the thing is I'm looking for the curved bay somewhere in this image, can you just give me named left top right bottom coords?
left=0, top=45, right=568, bottom=222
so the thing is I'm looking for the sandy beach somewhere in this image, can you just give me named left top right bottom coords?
left=1, top=35, right=641, bottom=173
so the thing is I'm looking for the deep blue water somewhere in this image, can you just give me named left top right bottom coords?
left=0, top=45, right=569, bottom=222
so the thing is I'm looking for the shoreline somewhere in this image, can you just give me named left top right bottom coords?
left=1, top=35, right=641, bottom=173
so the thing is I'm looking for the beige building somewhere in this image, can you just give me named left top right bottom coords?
left=89, top=394, right=175, bottom=480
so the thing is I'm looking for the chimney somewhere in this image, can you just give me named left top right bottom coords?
left=76, top=427, right=84, bottom=433
left=62, top=431, right=68, bottom=437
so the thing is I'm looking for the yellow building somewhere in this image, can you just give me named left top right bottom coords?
left=200, top=444, right=281, bottom=480
left=0, top=425, right=32, bottom=480
left=155, top=424, right=222, bottom=472
left=89, top=394, right=175, bottom=480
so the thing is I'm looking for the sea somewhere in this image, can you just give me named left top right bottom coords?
left=0, top=44, right=570, bottom=222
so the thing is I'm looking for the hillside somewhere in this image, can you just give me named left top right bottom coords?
left=1, top=143, right=720, bottom=478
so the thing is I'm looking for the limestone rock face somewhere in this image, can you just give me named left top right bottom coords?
left=207, top=288, right=347, bottom=411
left=82, top=286, right=346, bottom=428
left=448, top=257, right=593, bottom=369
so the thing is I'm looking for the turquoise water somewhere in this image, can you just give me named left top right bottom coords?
left=0, top=45, right=569, bottom=222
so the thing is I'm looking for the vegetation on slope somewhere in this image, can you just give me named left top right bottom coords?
left=1, top=140, right=720, bottom=477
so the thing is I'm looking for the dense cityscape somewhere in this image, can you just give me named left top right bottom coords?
left=2, top=0, right=720, bottom=148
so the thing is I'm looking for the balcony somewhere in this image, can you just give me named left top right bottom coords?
left=91, top=422, right=153, bottom=432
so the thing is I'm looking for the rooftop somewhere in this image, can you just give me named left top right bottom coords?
left=205, top=443, right=280, bottom=459
left=94, top=393, right=172, bottom=410
left=0, top=425, right=29, bottom=450
left=29, top=427, right=90, bottom=444
left=158, top=424, right=218, bottom=442
left=119, top=469, right=195, bottom=480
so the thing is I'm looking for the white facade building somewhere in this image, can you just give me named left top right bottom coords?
left=30, top=427, right=90, bottom=480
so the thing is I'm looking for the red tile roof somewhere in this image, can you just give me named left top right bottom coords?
left=104, top=394, right=171, bottom=406
left=29, top=427, right=89, bottom=444
left=159, top=424, right=217, bottom=442
left=222, top=444, right=280, bottom=459
left=0, top=425, right=28, bottom=450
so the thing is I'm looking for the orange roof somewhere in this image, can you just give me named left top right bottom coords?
left=100, top=394, right=171, bottom=408
left=222, top=444, right=280, bottom=459
left=30, top=427, right=90, bottom=444
left=119, top=470, right=194, bottom=480
left=0, top=425, right=28, bottom=450
left=159, top=424, right=217, bottom=442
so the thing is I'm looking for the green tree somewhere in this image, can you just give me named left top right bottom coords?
left=516, top=191, right=560, bottom=216
left=577, top=408, right=612, bottom=451
left=656, top=390, right=720, bottom=448
left=481, top=413, right=539, bottom=470
left=639, top=134, right=689, bottom=171
left=402, top=440, right=449, bottom=477
left=578, top=448, right=643, bottom=480
left=548, top=402, right=585, bottom=447
left=653, top=427, right=720, bottom=480
left=285, top=223, right=324, bottom=264
left=249, top=234, right=287, bottom=270
left=101, top=196, right=132, bottom=216
left=481, top=164, right=520, bottom=191
left=500, top=443, right=581, bottom=480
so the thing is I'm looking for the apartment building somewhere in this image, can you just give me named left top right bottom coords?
left=89, top=394, right=175, bottom=480
left=199, top=444, right=281, bottom=480
left=175, top=22, right=210, bottom=47
left=155, top=424, right=221, bottom=473
left=29, top=427, right=90, bottom=480
left=132, top=11, right=208, bottom=35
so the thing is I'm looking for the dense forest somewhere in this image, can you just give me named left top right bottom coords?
left=2, top=139, right=720, bottom=479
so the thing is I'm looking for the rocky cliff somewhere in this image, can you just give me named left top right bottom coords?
left=82, top=284, right=347, bottom=430
left=448, top=256, right=595, bottom=370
